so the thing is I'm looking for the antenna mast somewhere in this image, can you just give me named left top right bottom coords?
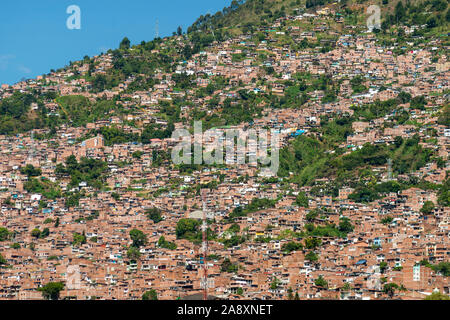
left=201, top=189, right=208, bottom=300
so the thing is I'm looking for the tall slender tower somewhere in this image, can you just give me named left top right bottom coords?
left=155, top=19, right=159, bottom=39
left=201, top=189, right=208, bottom=300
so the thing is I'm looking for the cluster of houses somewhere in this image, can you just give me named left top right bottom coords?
left=0, top=4, right=448, bottom=300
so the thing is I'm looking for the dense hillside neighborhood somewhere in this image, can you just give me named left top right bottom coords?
left=0, top=0, right=449, bottom=300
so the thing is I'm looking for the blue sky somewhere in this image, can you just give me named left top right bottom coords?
left=0, top=0, right=231, bottom=85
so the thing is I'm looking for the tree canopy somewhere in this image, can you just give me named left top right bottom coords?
left=38, top=282, right=65, bottom=300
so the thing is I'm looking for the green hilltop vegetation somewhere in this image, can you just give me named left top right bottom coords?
left=188, top=0, right=449, bottom=35
left=188, top=0, right=292, bottom=34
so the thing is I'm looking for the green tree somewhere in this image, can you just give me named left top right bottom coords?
left=287, top=287, right=294, bottom=300
left=305, top=209, right=319, bottom=222
left=295, top=191, right=309, bottom=207
left=304, top=237, right=321, bottom=250
left=424, top=291, right=450, bottom=300
left=281, top=241, right=303, bottom=253
left=111, top=192, right=120, bottom=201
left=314, top=275, right=328, bottom=288
left=410, top=96, right=427, bottom=110
left=432, top=262, right=450, bottom=276
left=120, top=37, right=131, bottom=50
left=72, top=232, right=87, bottom=247
left=0, top=253, right=7, bottom=266
left=383, top=283, right=399, bottom=298
left=10, top=243, right=21, bottom=249
left=146, top=207, right=163, bottom=223
left=338, top=218, right=354, bottom=234
left=342, top=282, right=351, bottom=292
left=394, top=1, right=405, bottom=21
left=437, top=105, right=450, bottom=126
left=4, top=197, right=12, bottom=207
left=92, top=75, right=107, bottom=92
left=270, top=277, right=280, bottom=290
left=31, top=228, right=41, bottom=239
left=142, top=289, right=158, bottom=300
left=132, top=151, right=143, bottom=159
left=426, top=16, right=437, bottom=28
left=40, top=228, right=50, bottom=239
left=20, top=164, right=42, bottom=177
left=420, top=201, right=435, bottom=215
left=380, top=216, right=393, bottom=225
left=38, top=282, right=65, bottom=300
left=228, top=223, right=240, bottom=234
left=0, top=227, right=10, bottom=241
left=127, top=246, right=141, bottom=261
left=157, top=236, right=177, bottom=250
left=176, top=218, right=201, bottom=239
left=130, top=229, right=147, bottom=248
left=305, top=251, right=318, bottom=262
left=221, top=258, right=238, bottom=273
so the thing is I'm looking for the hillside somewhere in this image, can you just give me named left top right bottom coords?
left=0, top=0, right=447, bottom=200
left=188, top=0, right=450, bottom=35
left=1, top=0, right=448, bottom=136
left=0, top=0, right=448, bottom=301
